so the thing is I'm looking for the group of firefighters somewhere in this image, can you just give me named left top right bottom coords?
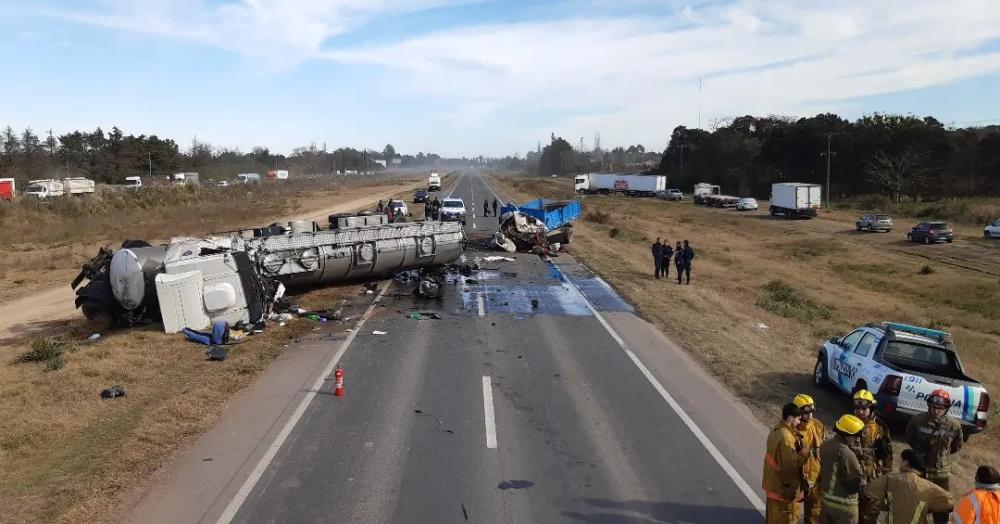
left=764, top=389, right=998, bottom=523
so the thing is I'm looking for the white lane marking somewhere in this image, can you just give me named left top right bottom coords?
left=482, top=376, right=498, bottom=449
left=553, top=262, right=766, bottom=515
left=447, top=172, right=467, bottom=198
left=476, top=292, right=485, bottom=317
left=472, top=222, right=476, bottom=229
left=215, top=283, right=392, bottom=524
left=472, top=213, right=476, bottom=219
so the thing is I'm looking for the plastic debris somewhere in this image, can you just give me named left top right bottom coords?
left=372, top=330, right=387, bottom=335
left=88, top=333, right=102, bottom=341
left=755, top=322, right=769, bottom=330
left=205, top=346, right=228, bottom=361
left=100, top=385, right=126, bottom=399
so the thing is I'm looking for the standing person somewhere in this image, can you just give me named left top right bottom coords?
left=852, top=390, right=894, bottom=524
left=651, top=237, right=663, bottom=279
left=377, top=199, right=385, bottom=213
left=492, top=198, right=498, bottom=217
left=763, top=403, right=808, bottom=524
left=863, top=449, right=953, bottom=524
left=484, top=198, right=490, bottom=216
left=431, top=197, right=441, bottom=220
left=661, top=240, right=674, bottom=279
left=906, top=389, right=963, bottom=491
left=680, top=240, right=694, bottom=284
left=795, top=394, right=828, bottom=524
left=386, top=203, right=395, bottom=223
left=424, top=201, right=432, bottom=220
left=674, top=241, right=685, bottom=284
left=819, top=415, right=865, bottom=524
left=953, top=465, right=1000, bottom=523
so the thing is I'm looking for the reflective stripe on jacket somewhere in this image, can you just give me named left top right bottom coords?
left=763, top=423, right=806, bottom=503
left=953, top=488, right=1000, bottom=524
left=819, top=437, right=862, bottom=513
left=864, top=468, right=953, bottom=524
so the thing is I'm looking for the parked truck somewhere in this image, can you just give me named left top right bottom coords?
left=266, top=170, right=289, bottom=181
left=124, top=176, right=143, bottom=190
left=237, top=173, right=261, bottom=184
left=172, top=172, right=200, bottom=186
left=573, top=173, right=666, bottom=197
left=770, top=182, right=821, bottom=218
left=25, top=177, right=95, bottom=199
left=692, top=183, right=721, bottom=205
left=428, top=172, right=442, bottom=191
left=0, top=178, right=14, bottom=201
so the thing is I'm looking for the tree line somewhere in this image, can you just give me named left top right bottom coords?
left=0, top=125, right=461, bottom=187
left=655, top=113, right=1000, bottom=200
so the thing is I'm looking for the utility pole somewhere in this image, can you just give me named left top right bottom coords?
left=148, top=152, right=152, bottom=177
left=820, top=133, right=836, bottom=209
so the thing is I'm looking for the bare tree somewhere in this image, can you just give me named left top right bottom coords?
left=864, top=146, right=929, bottom=203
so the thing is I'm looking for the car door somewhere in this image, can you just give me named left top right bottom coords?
left=862, top=214, right=872, bottom=228
left=845, top=332, right=879, bottom=391
left=830, top=330, right=866, bottom=392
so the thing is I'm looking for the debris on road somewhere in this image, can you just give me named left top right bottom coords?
left=372, top=330, right=387, bottom=335
left=480, top=255, right=516, bottom=263
left=100, top=385, right=126, bottom=399
left=496, top=198, right=579, bottom=253
left=408, top=312, right=443, bottom=320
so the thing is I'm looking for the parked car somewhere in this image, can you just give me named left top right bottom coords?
left=814, top=322, right=988, bottom=440
left=907, top=221, right=953, bottom=244
left=656, top=189, right=683, bottom=201
left=736, top=197, right=758, bottom=211
left=388, top=199, right=408, bottom=217
left=439, top=197, right=467, bottom=225
left=984, top=218, right=1000, bottom=239
left=856, top=213, right=893, bottom=232
left=413, top=190, right=429, bottom=203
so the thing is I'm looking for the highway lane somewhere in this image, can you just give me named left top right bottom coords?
left=228, top=171, right=764, bottom=523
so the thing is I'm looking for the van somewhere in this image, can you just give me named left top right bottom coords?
left=125, top=176, right=143, bottom=190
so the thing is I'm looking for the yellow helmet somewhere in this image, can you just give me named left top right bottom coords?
left=835, top=414, right=865, bottom=435
left=793, top=394, right=815, bottom=409
left=853, top=389, right=876, bottom=407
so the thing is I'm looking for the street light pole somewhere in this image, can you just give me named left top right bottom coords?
left=821, top=134, right=836, bottom=209
left=148, top=152, right=152, bottom=177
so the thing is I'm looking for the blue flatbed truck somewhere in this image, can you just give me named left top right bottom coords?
left=499, top=197, right=581, bottom=244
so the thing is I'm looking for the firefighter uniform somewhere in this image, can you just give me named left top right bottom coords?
left=764, top=421, right=806, bottom=524
left=795, top=394, right=828, bottom=524
left=906, top=411, right=963, bottom=491
left=819, top=416, right=865, bottom=524
left=852, top=390, right=894, bottom=524
left=863, top=467, right=953, bottom=524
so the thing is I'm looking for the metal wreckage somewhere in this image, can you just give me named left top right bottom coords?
left=71, top=214, right=466, bottom=333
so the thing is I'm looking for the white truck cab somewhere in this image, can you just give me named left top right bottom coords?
left=125, top=176, right=143, bottom=190
left=428, top=172, right=442, bottom=191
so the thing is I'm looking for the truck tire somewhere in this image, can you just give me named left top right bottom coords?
left=813, top=356, right=830, bottom=389
left=81, top=300, right=116, bottom=331
left=562, top=226, right=573, bottom=245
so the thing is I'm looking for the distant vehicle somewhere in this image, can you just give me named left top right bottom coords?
left=439, top=197, right=467, bottom=224
left=172, top=172, right=200, bottom=186
left=388, top=199, right=408, bottom=217
left=413, top=189, right=429, bottom=203
left=573, top=173, right=666, bottom=196
left=550, top=174, right=558, bottom=178
left=665, top=189, right=683, bottom=201
left=216, top=180, right=230, bottom=188
left=814, top=322, right=989, bottom=439
left=736, top=197, right=758, bottom=211
left=769, top=182, right=821, bottom=218
left=692, top=183, right=721, bottom=205
left=984, top=218, right=1000, bottom=239
left=856, top=213, right=893, bottom=232
left=428, top=172, right=442, bottom=191
left=0, top=178, right=14, bottom=201
left=237, top=173, right=261, bottom=184
left=25, top=177, right=95, bottom=199
left=907, top=221, right=953, bottom=244
left=124, top=176, right=143, bottom=190
left=266, top=170, right=289, bottom=181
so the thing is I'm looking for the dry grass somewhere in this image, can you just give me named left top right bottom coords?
left=491, top=172, right=1000, bottom=495
left=0, top=176, right=437, bottom=523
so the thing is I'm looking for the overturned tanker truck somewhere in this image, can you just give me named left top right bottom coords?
left=71, top=215, right=466, bottom=332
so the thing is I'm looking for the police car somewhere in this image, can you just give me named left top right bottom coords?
left=813, top=322, right=989, bottom=440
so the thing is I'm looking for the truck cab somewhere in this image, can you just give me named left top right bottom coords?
left=125, top=176, right=143, bottom=190
left=25, top=179, right=63, bottom=199
left=692, top=183, right=721, bottom=205
left=814, top=322, right=989, bottom=438
left=428, top=172, right=441, bottom=191
left=237, top=173, right=261, bottom=184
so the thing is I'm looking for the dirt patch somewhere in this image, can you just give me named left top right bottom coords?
left=489, top=172, right=1000, bottom=495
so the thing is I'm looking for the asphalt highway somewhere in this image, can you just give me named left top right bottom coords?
left=223, top=172, right=765, bottom=523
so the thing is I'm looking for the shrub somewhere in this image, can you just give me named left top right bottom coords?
left=608, top=227, right=621, bottom=239
left=757, top=280, right=831, bottom=322
left=584, top=210, right=611, bottom=224
left=918, top=265, right=935, bottom=275
left=16, top=337, right=75, bottom=366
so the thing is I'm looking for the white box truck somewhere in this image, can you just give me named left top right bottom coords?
left=573, top=173, right=666, bottom=196
left=770, top=183, right=821, bottom=218
left=267, top=169, right=289, bottom=181
left=237, top=173, right=261, bottom=184
left=25, top=177, right=95, bottom=199
left=172, top=172, right=200, bottom=186
left=692, top=183, right=721, bottom=205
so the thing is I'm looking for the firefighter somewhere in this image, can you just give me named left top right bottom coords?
left=819, top=414, right=865, bottom=524
left=953, top=465, right=1000, bottom=524
left=795, top=394, right=828, bottom=524
left=763, top=403, right=808, bottom=524
left=863, top=449, right=953, bottom=524
left=906, top=389, right=963, bottom=491
left=852, top=389, right=894, bottom=524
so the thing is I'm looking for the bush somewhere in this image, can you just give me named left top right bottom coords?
left=584, top=210, right=611, bottom=224
left=757, top=280, right=831, bottom=322
left=608, top=227, right=621, bottom=239
left=919, top=265, right=935, bottom=275
left=16, top=337, right=75, bottom=366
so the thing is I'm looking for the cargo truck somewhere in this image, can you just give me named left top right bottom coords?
left=25, top=177, right=95, bottom=199
left=237, top=173, right=261, bottom=184
left=692, top=183, right=721, bottom=205
left=770, top=182, right=821, bottom=218
left=266, top=170, right=289, bottom=181
left=0, top=178, right=14, bottom=201
left=172, top=172, right=200, bottom=186
left=573, top=173, right=666, bottom=196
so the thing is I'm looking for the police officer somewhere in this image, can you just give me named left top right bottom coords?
left=819, top=415, right=865, bottom=524
left=852, top=389, right=893, bottom=524
left=863, top=449, right=953, bottom=524
left=795, top=394, right=828, bottom=524
left=661, top=240, right=674, bottom=279
left=492, top=198, right=499, bottom=217
left=651, top=237, right=663, bottom=279
left=906, top=389, right=963, bottom=491
left=763, top=403, right=809, bottom=524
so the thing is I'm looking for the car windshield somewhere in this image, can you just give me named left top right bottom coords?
left=442, top=201, right=463, bottom=208
left=881, top=341, right=961, bottom=377
left=875, top=215, right=890, bottom=220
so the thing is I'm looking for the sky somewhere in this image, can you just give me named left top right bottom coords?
left=2, top=0, right=1000, bottom=157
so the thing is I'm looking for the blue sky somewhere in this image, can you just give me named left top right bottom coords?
left=2, top=1, right=1000, bottom=157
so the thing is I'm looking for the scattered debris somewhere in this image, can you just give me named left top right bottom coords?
left=492, top=232, right=517, bottom=253
left=755, top=322, right=770, bottom=330
left=100, top=385, right=126, bottom=399
left=87, top=333, right=102, bottom=341
left=481, top=255, right=516, bottom=263
left=531, top=299, right=539, bottom=309
left=205, top=346, right=228, bottom=361
left=408, top=312, right=443, bottom=320
left=372, top=330, right=387, bottom=335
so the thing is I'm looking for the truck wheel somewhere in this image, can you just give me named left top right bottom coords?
left=813, top=357, right=830, bottom=388
left=856, top=224, right=862, bottom=231
left=562, top=226, right=573, bottom=245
